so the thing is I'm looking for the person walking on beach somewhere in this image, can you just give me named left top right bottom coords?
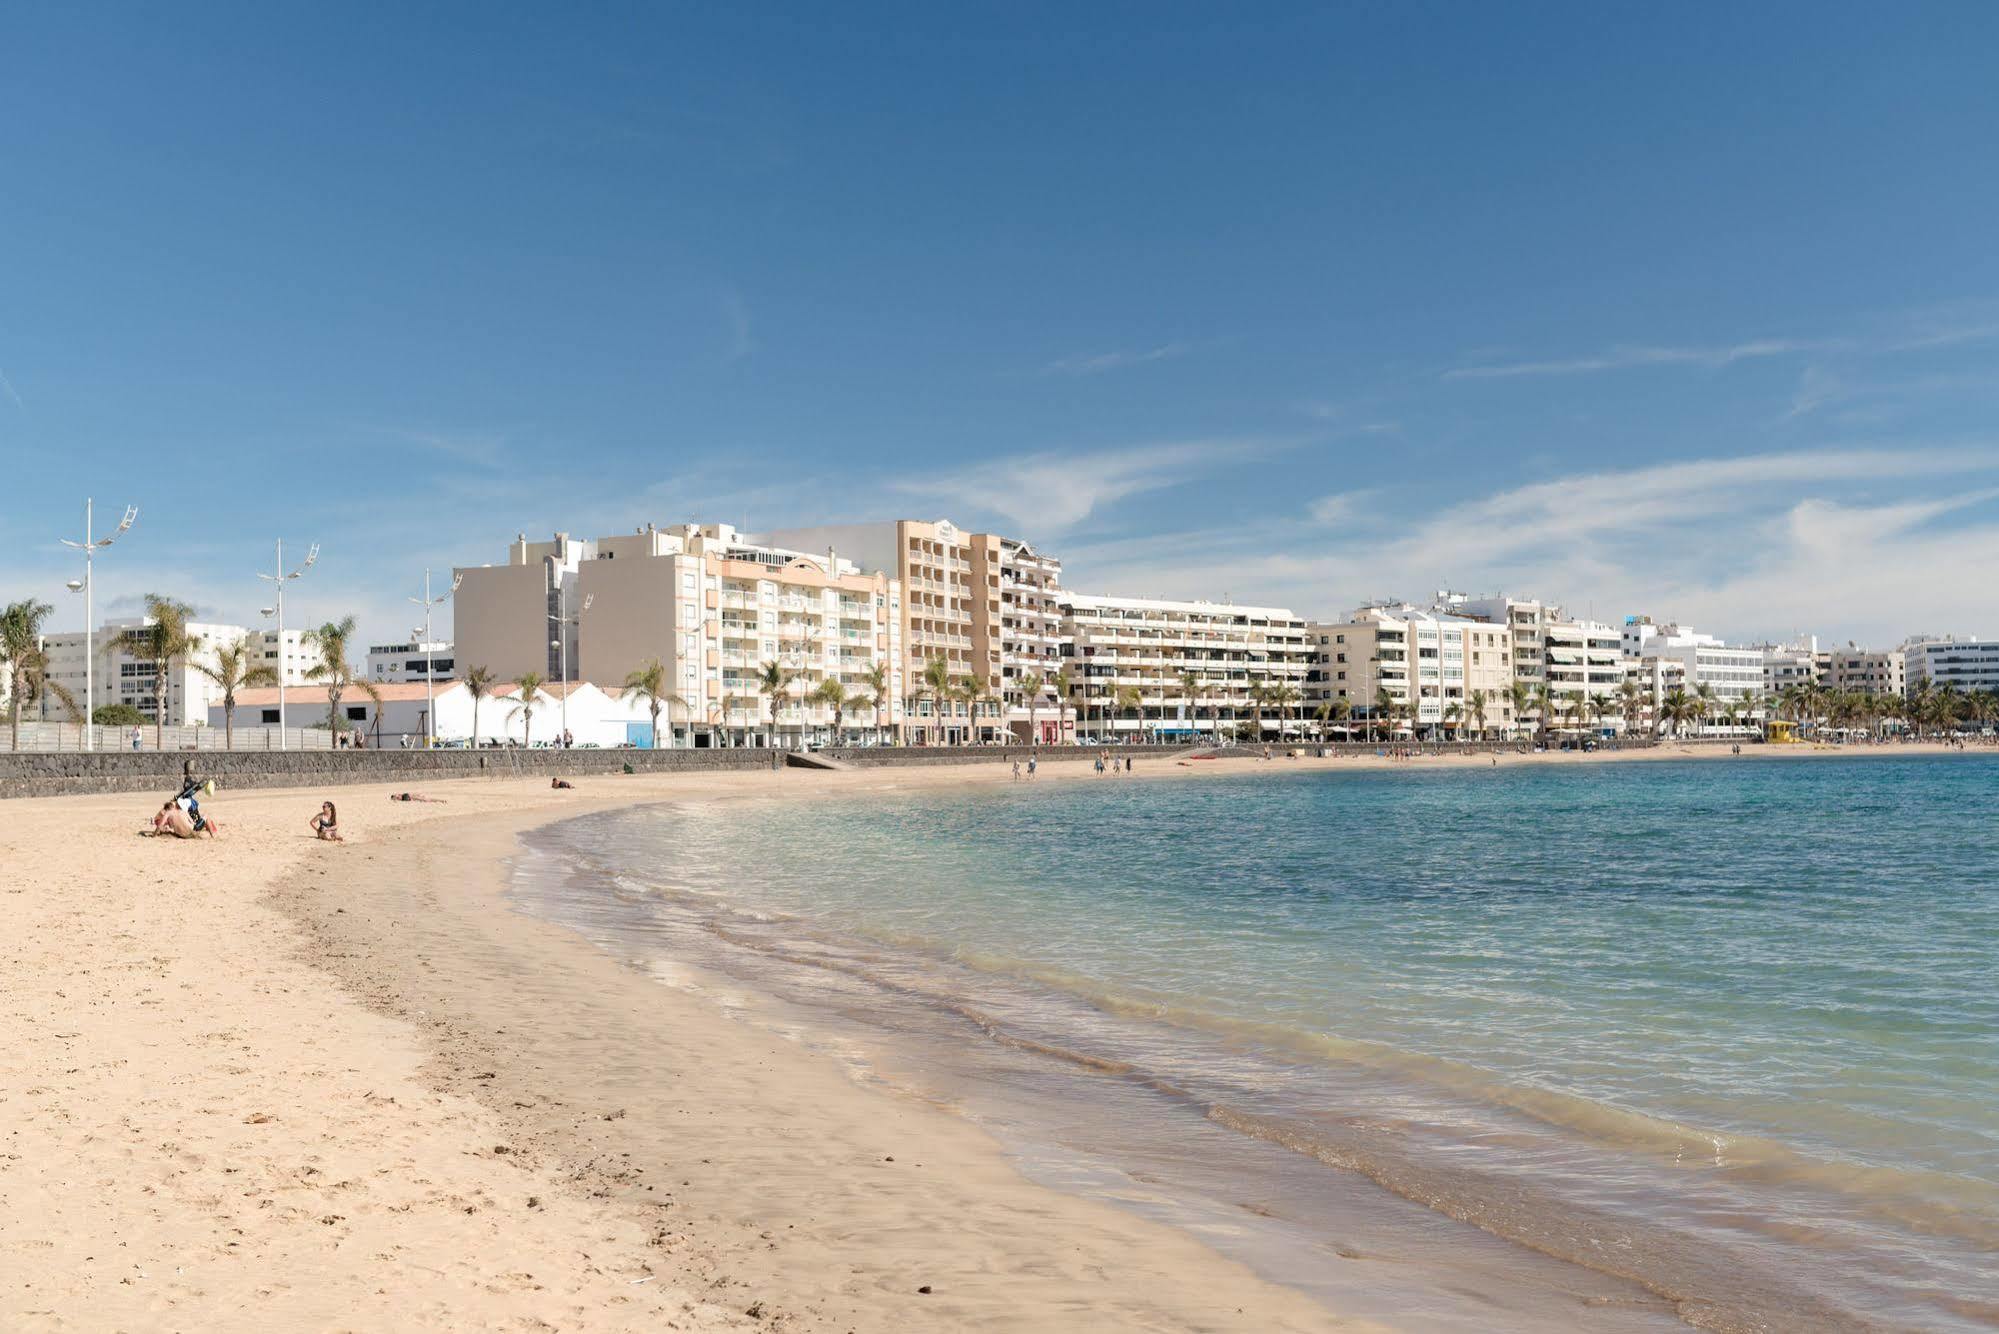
left=1011, top=759, right=1021, bottom=781
left=1027, top=754, right=1037, bottom=779
left=1094, top=753, right=1105, bottom=777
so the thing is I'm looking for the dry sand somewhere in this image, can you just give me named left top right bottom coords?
left=2, top=743, right=1977, bottom=1331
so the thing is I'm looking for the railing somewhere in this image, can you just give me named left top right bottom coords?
left=3, top=722, right=336, bottom=752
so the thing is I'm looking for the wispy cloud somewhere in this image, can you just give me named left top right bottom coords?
left=1444, top=338, right=1823, bottom=380
left=0, top=369, right=22, bottom=409
left=895, top=438, right=1258, bottom=530
left=1055, top=445, right=1999, bottom=644
left=1041, top=342, right=1190, bottom=377
left=1307, top=489, right=1376, bottom=524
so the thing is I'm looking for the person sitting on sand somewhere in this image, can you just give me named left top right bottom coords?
left=147, top=801, right=203, bottom=839
left=388, top=792, right=445, bottom=803
left=551, top=778, right=575, bottom=790
left=309, top=801, right=343, bottom=842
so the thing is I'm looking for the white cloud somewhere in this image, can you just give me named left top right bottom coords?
left=1055, top=445, right=1999, bottom=644
left=0, top=369, right=22, bottom=410
left=1041, top=342, right=1190, bottom=376
left=895, top=439, right=1253, bottom=531
left=1307, top=490, right=1375, bottom=524
left=1444, top=338, right=1823, bottom=380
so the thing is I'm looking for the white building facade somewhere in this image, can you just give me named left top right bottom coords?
left=1903, top=639, right=1999, bottom=694
left=40, top=619, right=315, bottom=727
left=367, top=640, right=456, bottom=684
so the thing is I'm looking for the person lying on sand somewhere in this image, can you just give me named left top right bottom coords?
left=550, top=778, right=575, bottom=790
left=309, top=801, right=344, bottom=842
left=387, top=792, right=445, bottom=803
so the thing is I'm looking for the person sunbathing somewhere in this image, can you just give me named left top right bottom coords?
left=388, top=792, right=445, bottom=803
left=550, top=778, right=575, bottom=790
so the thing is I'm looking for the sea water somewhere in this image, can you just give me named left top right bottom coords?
left=512, top=756, right=1999, bottom=1331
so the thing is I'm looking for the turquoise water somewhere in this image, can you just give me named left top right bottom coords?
left=520, top=756, right=1999, bottom=1330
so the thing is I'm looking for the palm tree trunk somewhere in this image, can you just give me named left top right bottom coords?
left=223, top=696, right=234, bottom=751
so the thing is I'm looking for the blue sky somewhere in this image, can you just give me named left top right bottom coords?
left=4, top=3, right=1999, bottom=649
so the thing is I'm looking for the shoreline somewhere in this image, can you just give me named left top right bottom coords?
left=4, top=747, right=1987, bottom=1330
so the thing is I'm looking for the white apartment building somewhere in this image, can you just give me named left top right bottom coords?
left=1627, top=622, right=1765, bottom=734
left=1825, top=646, right=1907, bottom=697
left=1759, top=637, right=1828, bottom=696
left=39, top=619, right=315, bottom=727
left=367, top=640, right=456, bottom=684
left=1309, top=605, right=1516, bottom=736
left=1457, top=593, right=1559, bottom=727
left=1621, top=655, right=1687, bottom=736
left=1903, top=638, right=1999, bottom=694
left=455, top=524, right=903, bottom=747
left=1062, top=594, right=1312, bottom=741
left=996, top=537, right=1073, bottom=743
left=1543, top=618, right=1627, bottom=731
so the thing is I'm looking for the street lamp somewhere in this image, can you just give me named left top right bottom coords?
left=256, top=540, right=317, bottom=750
left=408, top=569, right=461, bottom=748
left=549, top=588, right=593, bottom=745
left=59, top=498, right=138, bottom=750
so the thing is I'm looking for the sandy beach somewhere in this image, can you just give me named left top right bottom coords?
left=2, top=742, right=1981, bottom=1332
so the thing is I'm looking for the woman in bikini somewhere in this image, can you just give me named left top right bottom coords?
left=309, top=801, right=344, bottom=842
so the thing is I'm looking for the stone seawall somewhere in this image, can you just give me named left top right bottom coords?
left=0, top=748, right=776, bottom=800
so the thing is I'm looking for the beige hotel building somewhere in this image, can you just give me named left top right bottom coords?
left=453, top=523, right=901, bottom=746
left=1308, top=605, right=1516, bottom=737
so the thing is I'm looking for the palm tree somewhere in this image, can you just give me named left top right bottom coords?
left=919, top=656, right=953, bottom=745
left=1443, top=700, right=1463, bottom=739
left=1584, top=692, right=1612, bottom=739
left=1051, top=667, right=1075, bottom=744
left=1508, top=678, right=1534, bottom=740
left=757, top=659, right=797, bottom=748
left=955, top=676, right=987, bottom=744
left=1244, top=679, right=1271, bottom=742
left=509, top=670, right=546, bottom=745
left=1529, top=681, right=1555, bottom=744
left=857, top=662, right=891, bottom=744
left=1269, top=681, right=1300, bottom=741
left=814, top=675, right=854, bottom=743
left=622, top=657, right=688, bottom=749
left=3, top=599, right=79, bottom=751
left=463, top=666, right=495, bottom=746
left=1016, top=670, right=1044, bottom=746
left=193, top=634, right=277, bottom=750
left=1115, top=684, right=1143, bottom=741
left=1466, top=688, right=1489, bottom=741
left=1660, top=686, right=1698, bottom=739
left=1617, top=676, right=1646, bottom=738
left=130, top=594, right=201, bottom=749
left=302, top=615, right=381, bottom=742
left=1693, top=683, right=1719, bottom=739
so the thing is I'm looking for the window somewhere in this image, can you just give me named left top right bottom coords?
left=262, top=709, right=280, bottom=723
left=346, top=706, right=367, bottom=721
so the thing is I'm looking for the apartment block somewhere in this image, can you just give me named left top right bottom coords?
left=1625, top=621, right=1765, bottom=733
left=1825, top=646, right=1906, bottom=696
left=1062, top=594, right=1311, bottom=741
left=1903, top=638, right=1999, bottom=693
left=38, top=620, right=316, bottom=727
left=1309, top=605, right=1516, bottom=736
left=1758, top=637, right=1829, bottom=695
left=455, top=524, right=902, bottom=746
left=997, top=537, right=1073, bottom=742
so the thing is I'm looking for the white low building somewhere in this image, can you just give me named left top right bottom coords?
left=214, top=680, right=667, bottom=748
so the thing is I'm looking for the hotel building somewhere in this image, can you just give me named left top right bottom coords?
left=1309, top=605, right=1516, bottom=736
left=1542, top=617, right=1627, bottom=730
left=1759, top=638, right=1829, bottom=696
left=1624, top=621, right=1765, bottom=733
left=997, top=537, right=1074, bottom=742
left=1903, top=638, right=1999, bottom=694
left=1062, top=594, right=1312, bottom=741
left=766, top=518, right=1049, bottom=742
left=454, top=524, right=901, bottom=746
